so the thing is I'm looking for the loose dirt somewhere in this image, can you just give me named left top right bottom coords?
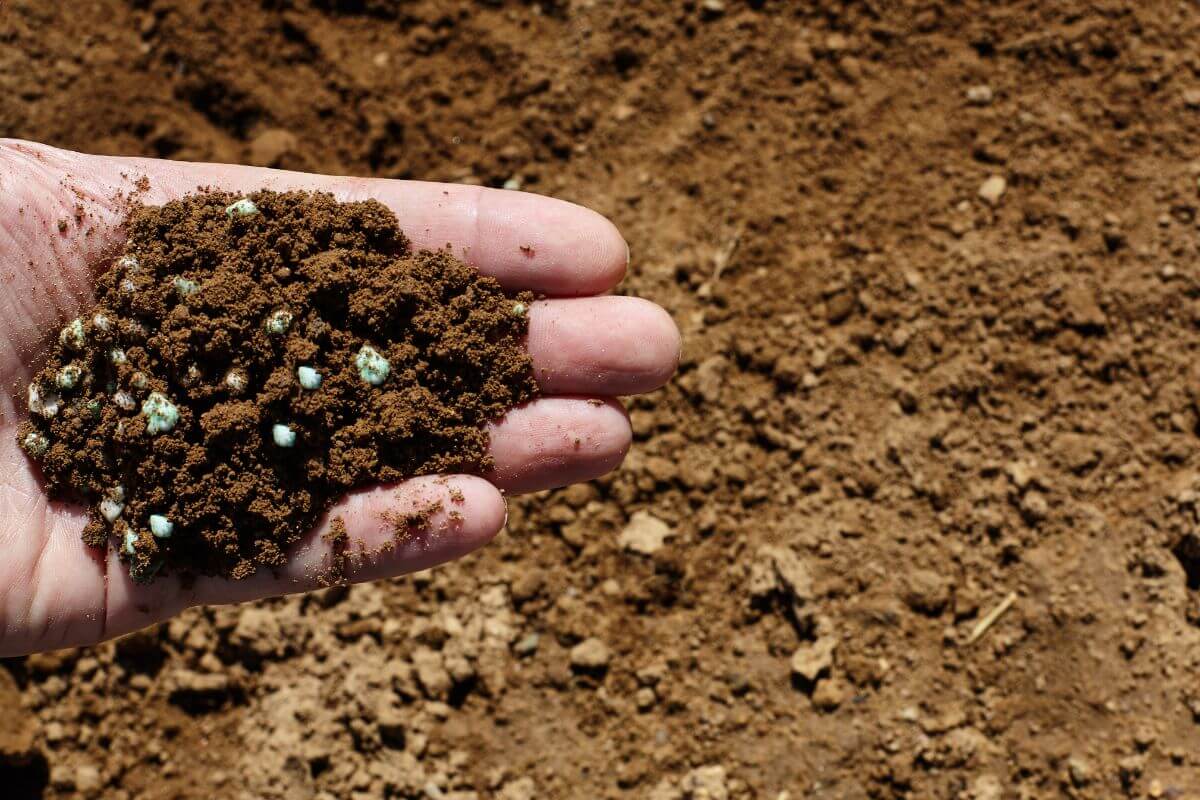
left=19, top=191, right=536, bottom=581
left=3, top=1, right=1200, bottom=798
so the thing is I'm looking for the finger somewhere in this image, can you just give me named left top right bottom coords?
left=103, top=475, right=505, bottom=628
left=1, top=141, right=628, bottom=296
left=527, top=297, right=681, bottom=396
left=486, top=398, right=631, bottom=494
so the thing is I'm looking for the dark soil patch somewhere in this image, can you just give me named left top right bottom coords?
left=18, top=191, right=537, bottom=581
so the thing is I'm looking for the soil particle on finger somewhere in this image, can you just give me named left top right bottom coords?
left=18, top=191, right=538, bottom=581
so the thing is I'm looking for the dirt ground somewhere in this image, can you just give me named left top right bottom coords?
left=3, top=1, right=1200, bottom=798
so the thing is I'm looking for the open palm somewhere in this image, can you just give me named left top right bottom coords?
left=0, top=140, right=679, bottom=657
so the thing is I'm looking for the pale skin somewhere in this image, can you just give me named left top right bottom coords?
left=0, top=140, right=680, bottom=657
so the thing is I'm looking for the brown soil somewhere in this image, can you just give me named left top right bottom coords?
left=19, top=190, right=536, bottom=581
left=3, top=1, right=1200, bottom=798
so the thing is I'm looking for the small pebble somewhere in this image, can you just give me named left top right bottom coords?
left=142, top=392, right=179, bottom=435
left=101, top=493, right=125, bottom=523
left=512, top=302, right=527, bottom=316
left=92, top=313, right=112, bottom=332
left=570, top=637, right=611, bottom=670
left=113, top=391, right=136, bottom=411
left=225, top=198, right=259, bottom=217
left=272, top=423, right=297, bottom=448
left=149, top=515, right=174, bottom=539
left=28, top=384, right=61, bottom=418
left=966, top=84, right=994, bottom=105
left=56, top=365, right=83, bottom=390
left=122, top=529, right=138, bottom=555
left=130, top=372, right=148, bottom=389
left=514, top=633, right=540, bottom=656
left=225, top=370, right=247, bottom=392
left=266, top=310, right=293, bottom=335
left=117, top=255, right=139, bottom=271
left=120, top=279, right=136, bottom=293
left=173, top=277, right=199, bottom=297
left=22, top=432, right=48, bottom=457
left=59, top=318, right=86, bottom=350
left=297, top=366, right=322, bottom=390
left=110, top=348, right=127, bottom=365
left=355, top=344, right=390, bottom=386
left=978, top=174, right=1007, bottom=205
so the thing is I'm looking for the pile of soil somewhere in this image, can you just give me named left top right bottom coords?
left=19, top=191, right=537, bottom=581
left=5, top=1, right=1200, bottom=799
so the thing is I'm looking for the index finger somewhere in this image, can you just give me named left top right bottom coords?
left=102, top=153, right=630, bottom=296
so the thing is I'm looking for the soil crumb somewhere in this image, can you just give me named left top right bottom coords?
left=18, top=191, right=538, bottom=581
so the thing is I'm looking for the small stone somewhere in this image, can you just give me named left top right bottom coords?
left=1067, top=756, right=1092, bottom=786
left=978, top=175, right=1007, bottom=205
left=411, top=648, right=452, bottom=698
left=570, top=638, right=611, bottom=671
left=224, top=370, right=247, bottom=393
left=28, top=384, right=61, bottom=418
left=680, top=765, right=728, bottom=800
left=265, top=309, right=293, bottom=334
left=970, top=774, right=1003, bottom=800
left=512, top=302, right=527, bottom=316
left=91, top=313, right=112, bottom=332
left=109, top=348, right=127, bottom=365
left=618, top=511, right=673, bottom=555
left=142, top=392, right=180, bottom=435
left=225, top=198, right=259, bottom=217
left=59, top=318, right=86, bottom=350
left=173, top=277, right=199, bottom=297
left=513, top=633, right=540, bottom=656
left=748, top=546, right=813, bottom=605
left=122, top=529, right=138, bottom=555
left=790, top=638, right=836, bottom=682
left=56, top=364, right=83, bottom=390
left=297, top=365, right=322, bottom=390
left=101, top=498, right=125, bottom=523
left=113, top=391, right=136, bottom=411
left=272, top=424, right=297, bottom=448
left=356, top=344, right=391, bottom=386
left=130, top=371, right=148, bottom=389
left=966, top=85, right=994, bottom=105
left=502, top=177, right=522, bottom=191
left=498, top=778, right=536, bottom=800
left=902, top=569, right=951, bottom=615
left=700, top=0, right=725, bottom=14
left=635, top=687, right=656, bottom=710
left=100, top=486, right=126, bottom=523
left=73, top=764, right=103, bottom=794
left=1020, top=489, right=1050, bottom=522
left=21, top=431, right=48, bottom=457
left=116, top=255, right=139, bottom=271
left=1184, top=89, right=1200, bottom=109
left=149, top=515, right=174, bottom=539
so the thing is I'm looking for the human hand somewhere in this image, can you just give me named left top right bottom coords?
left=0, top=140, right=679, bottom=657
